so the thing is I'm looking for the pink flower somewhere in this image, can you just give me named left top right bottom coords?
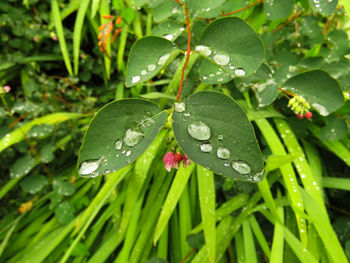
left=163, top=152, right=175, bottom=172
left=183, top=155, right=192, bottom=168
left=33, top=36, right=39, bottom=42
left=3, top=85, right=11, bottom=93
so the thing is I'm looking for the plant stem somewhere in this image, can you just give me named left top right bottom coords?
left=221, top=0, right=264, bottom=16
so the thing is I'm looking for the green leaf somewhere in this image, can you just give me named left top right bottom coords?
left=53, top=178, right=75, bottom=196
left=27, top=124, right=54, bottom=139
left=40, top=143, right=55, bottom=163
left=265, top=154, right=295, bottom=174
left=264, top=0, right=294, bottom=20
left=153, top=0, right=184, bottom=23
left=186, top=0, right=225, bottom=17
left=125, top=36, right=180, bottom=87
left=282, top=70, right=344, bottom=116
left=151, top=20, right=184, bottom=42
left=10, top=155, right=36, bottom=179
left=197, top=17, right=264, bottom=84
left=55, top=201, right=75, bottom=225
left=254, top=79, right=279, bottom=108
left=139, top=92, right=176, bottom=100
left=78, top=99, right=166, bottom=177
left=319, top=115, right=348, bottom=141
left=309, top=0, right=338, bottom=16
left=20, top=175, right=48, bottom=194
left=172, top=91, right=264, bottom=181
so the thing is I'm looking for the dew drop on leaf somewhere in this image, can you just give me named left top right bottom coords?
left=141, top=70, right=147, bottom=75
left=132, top=76, right=140, bottom=83
left=200, top=142, right=212, bottom=152
left=188, top=121, right=211, bottom=141
left=234, top=68, right=246, bottom=77
left=213, top=52, right=230, bottom=66
left=158, top=54, right=170, bottom=65
left=195, top=45, right=212, bottom=56
left=218, top=134, right=223, bottom=140
left=183, top=112, right=191, bottom=117
left=217, top=147, right=230, bottom=159
left=78, top=158, right=102, bottom=176
left=115, top=139, right=123, bottom=150
left=123, top=128, right=144, bottom=147
left=174, top=102, right=186, bottom=112
left=232, top=161, right=251, bottom=174
left=125, top=150, right=132, bottom=157
left=147, top=64, right=156, bottom=72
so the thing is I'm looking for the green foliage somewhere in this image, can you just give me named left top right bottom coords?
left=1, top=0, right=350, bottom=263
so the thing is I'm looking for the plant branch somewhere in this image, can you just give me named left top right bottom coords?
left=174, top=0, right=192, bottom=101
left=221, top=0, right=264, bottom=16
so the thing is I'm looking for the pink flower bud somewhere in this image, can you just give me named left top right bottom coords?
left=33, top=36, right=39, bottom=42
left=3, top=85, right=11, bottom=93
left=182, top=155, right=191, bottom=168
left=163, top=152, right=175, bottom=172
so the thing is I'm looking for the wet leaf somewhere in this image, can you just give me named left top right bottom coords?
left=20, top=175, right=48, bottom=194
left=264, top=0, right=294, bottom=20
left=309, top=0, right=338, bottom=16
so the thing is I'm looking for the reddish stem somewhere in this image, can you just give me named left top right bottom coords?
left=174, top=0, right=191, bottom=101
left=221, top=0, right=264, bottom=16
left=278, top=87, right=295, bottom=97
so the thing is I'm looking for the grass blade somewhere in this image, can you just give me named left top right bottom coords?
left=51, top=0, right=73, bottom=75
left=197, top=165, right=216, bottom=263
left=99, top=0, right=111, bottom=79
left=322, top=177, right=350, bottom=191
left=270, top=196, right=285, bottom=263
left=243, top=220, right=257, bottom=263
left=249, top=215, right=271, bottom=258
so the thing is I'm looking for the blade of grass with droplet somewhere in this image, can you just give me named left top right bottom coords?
left=91, top=0, right=101, bottom=18
left=190, top=193, right=249, bottom=234
left=73, top=0, right=91, bottom=75
left=275, top=119, right=325, bottom=211
left=197, top=165, right=216, bottom=263
left=178, top=184, right=192, bottom=257
left=249, top=215, right=271, bottom=258
left=243, top=220, right=257, bottom=263
left=156, top=224, right=169, bottom=260
left=0, top=218, right=19, bottom=257
left=255, top=118, right=307, bottom=246
left=270, top=195, right=285, bottom=263
left=51, top=0, right=73, bottom=75
left=302, top=140, right=323, bottom=187
left=235, top=228, right=245, bottom=263
left=118, top=130, right=167, bottom=241
left=99, top=0, right=111, bottom=79
left=153, top=163, right=195, bottom=245
left=299, top=188, right=348, bottom=262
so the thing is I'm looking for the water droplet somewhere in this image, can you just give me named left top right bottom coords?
left=132, top=76, right=140, bottom=83
left=218, top=134, right=223, bottom=140
left=229, top=65, right=235, bottom=70
left=224, top=161, right=230, bottom=167
left=158, top=54, right=170, bottom=66
left=123, top=128, right=144, bottom=146
left=164, top=34, right=174, bottom=41
left=311, top=103, right=329, bottom=116
left=79, top=158, right=102, bottom=176
left=148, top=64, right=156, bottom=72
left=141, top=70, right=147, bottom=75
left=213, top=52, right=230, bottom=66
left=183, top=112, right=191, bottom=117
left=200, top=142, right=212, bottom=152
left=125, top=150, right=132, bottom=157
left=174, top=102, right=186, bottom=112
left=235, top=68, right=246, bottom=77
left=217, top=147, right=230, bottom=159
left=188, top=121, right=211, bottom=141
left=115, top=139, right=123, bottom=150
left=195, top=45, right=212, bottom=56
left=232, top=161, right=251, bottom=174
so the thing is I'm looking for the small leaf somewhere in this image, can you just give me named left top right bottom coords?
left=153, top=0, right=183, bottom=23
left=40, top=143, right=55, bottom=163
left=53, top=178, right=75, bottom=196
left=151, top=20, right=185, bottom=42
left=20, top=175, right=48, bottom=194
left=309, top=0, right=338, bottom=16
left=319, top=115, right=348, bottom=141
left=264, top=0, right=294, bottom=20
left=10, top=155, right=36, bottom=179
left=172, top=91, right=264, bottom=181
left=197, top=17, right=264, bottom=84
left=126, top=36, right=180, bottom=87
left=254, top=79, right=279, bottom=108
left=27, top=124, right=54, bottom=139
left=78, top=99, right=166, bottom=177
left=55, top=201, right=75, bottom=225
left=186, top=0, right=225, bottom=17
left=282, top=70, right=344, bottom=116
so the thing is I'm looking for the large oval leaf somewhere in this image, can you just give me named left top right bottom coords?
left=197, top=17, right=264, bottom=84
left=78, top=99, right=167, bottom=177
left=282, top=70, right=344, bottom=116
left=125, top=36, right=180, bottom=87
left=172, top=91, right=264, bottom=182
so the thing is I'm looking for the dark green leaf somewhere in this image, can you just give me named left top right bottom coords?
left=309, top=0, right=338, bottom=16
left=197, top=17, right=264, bottom=84
left=53, top=178, right=75, bottom=196
left=186, top=0, right=225, bottom=17
left=55, top=201, right=75, bottom=225
left=172, top=91, right=264, bottom=181
left=151, top=21, right=185, bottom=42
left=264, top=0, right=294, bottom=20
left=10, top=155, right=36, bottom=179
left=78, top=99, right=166, bottom=177
left=126, top=36, right=180, bottom=87
left=27, top=124, right=54, bottom=139
left=20, top=175, right=48, bottom=194
left=319, top=115, right=348, bottom=141
left=282, top=70, right=344, bottom=116
left=254, top=79, right=279, bottom=108
left=40, top=143, right=55, bottom=163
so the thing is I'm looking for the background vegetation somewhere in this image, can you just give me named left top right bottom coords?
left=0, top=0, right=350, bottom=262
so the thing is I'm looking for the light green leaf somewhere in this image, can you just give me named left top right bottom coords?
left=172, top=91, right=264, bottom=181
left=78, top=99, right=166, bottom=177
left=126, top=36, right=180, bottom=87
left=319, top=115, right=348, bottom=141
left=282, top=70, right=344, bottom=116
